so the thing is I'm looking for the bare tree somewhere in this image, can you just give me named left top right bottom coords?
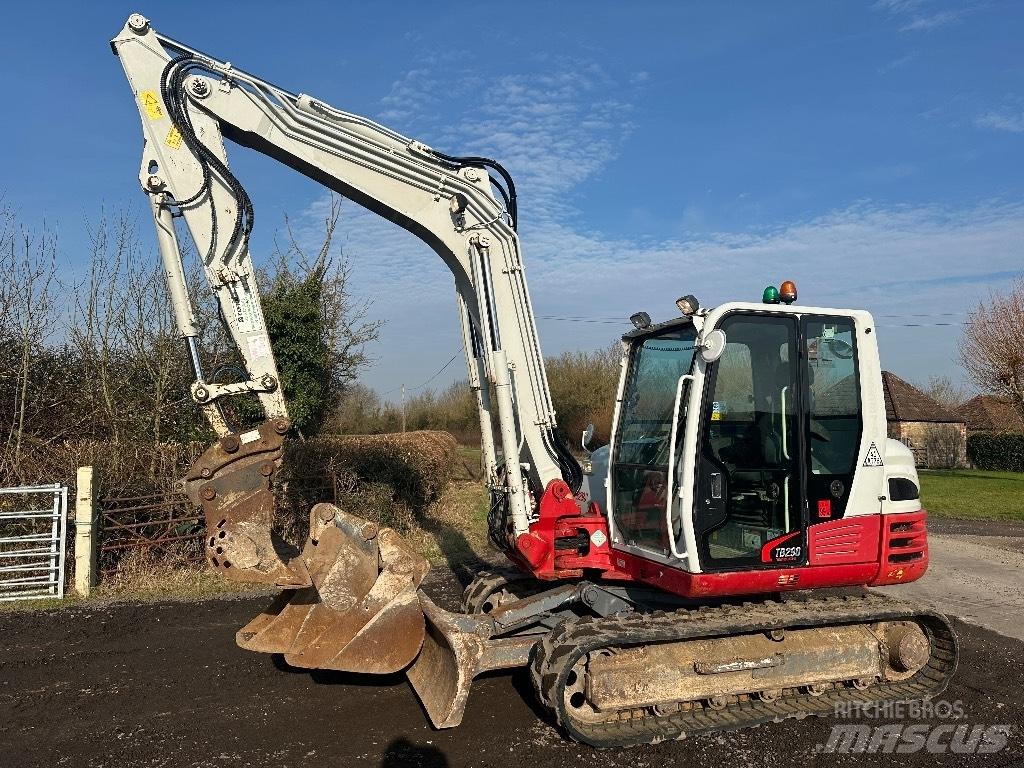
left=69, top=212, right=132, bottom=441
left=68, top=210, right=198, bottom=446
left=921, top=424, right=967, bottom=469
left=273, top=194, right=383, bottom=392
left=0, top=209, right=60, bottom=476
left=917, top=375, right=968, bottom=412
left=960, top=279, right=1024, bottom=423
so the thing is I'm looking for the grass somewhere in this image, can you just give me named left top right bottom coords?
left=919, top=469, right=1024, bottom=522
left=0, top=556, right=270, bottom=613
left=409, top=480, right=492, bottom=568
left=455, top=444, right=484, bottom=481
left=0, top=593, right=84, bottom=613
left=95, top=558, right=271, bottom=602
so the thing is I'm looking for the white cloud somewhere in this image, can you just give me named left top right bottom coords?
left=877, top=50, right=918, bottom=74
left=288, top=56, right=1023, bottom=394
left=873, top=0, right=926, bottom=12
left=900, top=10, right=961, bottom=31
left=398, top=61, right=635, bottom=223
left=304, top=194, right=1024, bottom=395
left=872, top=0, right=965, bottom=32
left=976, top=110, right=1024, bottom=133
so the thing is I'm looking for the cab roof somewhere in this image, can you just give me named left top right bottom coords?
left=621, top=302, right=874, bottom=342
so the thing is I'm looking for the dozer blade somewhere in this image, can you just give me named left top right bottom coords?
left=407, top=593, right=538, bottom=729
left=237, top=504, right=430, bottom=675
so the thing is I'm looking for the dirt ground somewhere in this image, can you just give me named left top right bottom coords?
left=3, top=529, right=1024, bottom=767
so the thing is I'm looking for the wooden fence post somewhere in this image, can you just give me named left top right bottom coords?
left=74, top=466, right=99, bottom=597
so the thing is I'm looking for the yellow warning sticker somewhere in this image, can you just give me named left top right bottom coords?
left=165, top=125, right=183, bottom=150
left=711, top=411, right=722, bottom=421
left=140, top=90, right=163, bottom=120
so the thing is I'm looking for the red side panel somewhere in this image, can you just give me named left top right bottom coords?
left=807, top=515, right=881, bottom=565
left=609, top=511, right=928, bottom=599
left=510, top=487, right=928, bottom=598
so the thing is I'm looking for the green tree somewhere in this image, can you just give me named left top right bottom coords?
left=257, top=196, right=382, bottom=436
left=262, top=268, right=331, bottom=434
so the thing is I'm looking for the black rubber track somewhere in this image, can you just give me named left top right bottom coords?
left=529, top=592, right=959, bottom=748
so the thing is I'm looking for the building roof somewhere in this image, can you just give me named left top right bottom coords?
left=956, top=395, right=1024, bottom=434
left=881, top=371, right=963, bottom=424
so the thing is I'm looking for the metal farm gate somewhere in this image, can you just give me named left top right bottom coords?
left=0, top=484, right=68, bottom=601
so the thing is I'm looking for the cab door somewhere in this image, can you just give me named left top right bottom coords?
left=692, top=313, right=806, bottom=570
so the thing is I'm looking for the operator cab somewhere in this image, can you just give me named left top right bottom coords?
left=607, top=293, right=871, bottom=576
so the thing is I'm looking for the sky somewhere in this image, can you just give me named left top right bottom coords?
left=1, top=1, right=1022, bottom=399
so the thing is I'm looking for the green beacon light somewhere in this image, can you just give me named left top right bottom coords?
left=762, top=285, right=781, bottom=304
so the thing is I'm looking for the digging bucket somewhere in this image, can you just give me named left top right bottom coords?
left=237, top=503, right=430, bottom=674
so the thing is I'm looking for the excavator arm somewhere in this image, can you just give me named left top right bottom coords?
left=111, top=14, right=595, bottom=719
left=111, top=14, right=581, bottom=573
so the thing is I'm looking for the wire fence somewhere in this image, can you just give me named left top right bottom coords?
left=98, top=491, right=204, bottom=576
left=97, top=474, right=342, bottom=577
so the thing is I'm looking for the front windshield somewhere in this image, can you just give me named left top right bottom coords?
left=616, top=327, right=699, bottom=467
left=612, top=325, right=699, bottom=553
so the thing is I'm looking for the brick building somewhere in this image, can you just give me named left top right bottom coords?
left=956, top=395, right=1024, bottom=435
left=882, top=371, right=967, bottom=469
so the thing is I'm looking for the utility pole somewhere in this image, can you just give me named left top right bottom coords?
left=401, top=383, right=406, bottom=433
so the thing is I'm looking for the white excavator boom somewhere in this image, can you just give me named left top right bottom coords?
left=112, top=13, right=582, bottom=550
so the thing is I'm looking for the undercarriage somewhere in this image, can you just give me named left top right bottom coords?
left=467, top=571, right=956, bottom=747
left=233, top=518, right=958, bottom=749
left=179, top=420, right=957, bottom=748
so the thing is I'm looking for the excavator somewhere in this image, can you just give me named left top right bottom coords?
left=112, top=14, right=958, bottom=748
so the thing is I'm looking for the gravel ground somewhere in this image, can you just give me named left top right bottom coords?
left=2, top=519, right=1022, bottom=767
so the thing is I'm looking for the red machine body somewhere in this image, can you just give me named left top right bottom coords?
left=510, top=480, right=928, bottom=599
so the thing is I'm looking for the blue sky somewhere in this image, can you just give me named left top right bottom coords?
left=2, top=1, right=1022, bottom=397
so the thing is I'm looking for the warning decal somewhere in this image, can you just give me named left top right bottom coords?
left=165, top=125, right=183, bottom=150
left=863, top=442, right=884, bottom=467
left=140, top=90, right=164, bottom=120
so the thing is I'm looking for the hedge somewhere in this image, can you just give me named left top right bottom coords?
left=3, top=431, right=458, bottom=554
left=1, top=438, right=205, bottom=496
left=280, top=430, right=459, bottom=536
left=966, top=434, right=1024, bottom=472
